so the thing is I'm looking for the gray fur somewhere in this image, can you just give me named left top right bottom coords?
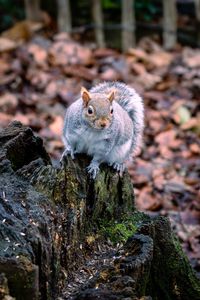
left=62, top=81, right=144, bottom=178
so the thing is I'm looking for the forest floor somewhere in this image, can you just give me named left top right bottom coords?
left=0, top=30, right=199, bottom=278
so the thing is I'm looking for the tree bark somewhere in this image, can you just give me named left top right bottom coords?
left=162, top=0, right=177, bottom=49
left=121, top=0, right=135, bottom=52
left=24, top=0, right=41, bottom=22
left=91, top=0, right=105, bottom=48
left=0, top=121, right=199, bottom=300
left=57, top=0, right=72, bottom=33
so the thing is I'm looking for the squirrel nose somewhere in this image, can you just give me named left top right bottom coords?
left=100, top=123, right=106, bottom=128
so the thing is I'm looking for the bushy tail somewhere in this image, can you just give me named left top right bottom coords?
left=90, top=81, right=144, bottom=154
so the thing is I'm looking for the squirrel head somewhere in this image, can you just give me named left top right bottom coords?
left=81, top=87, right=115, bottom=130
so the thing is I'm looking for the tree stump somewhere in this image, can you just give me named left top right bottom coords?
left=0, top=121, right=199, bottom=300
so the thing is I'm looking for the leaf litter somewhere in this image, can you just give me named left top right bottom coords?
left=0, top=33, right=199, bottom=279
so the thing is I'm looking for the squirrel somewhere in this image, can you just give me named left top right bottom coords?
left=62, top=81, right=144, bottom=179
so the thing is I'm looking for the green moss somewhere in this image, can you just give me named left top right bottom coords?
left=101, top=221, right=136, bottom=244
left=100, top=212, right=148, bottom=244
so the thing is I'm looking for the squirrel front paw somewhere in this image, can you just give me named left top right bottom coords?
left=86, top=162, right=100, bottom=179
left=60, top=148, right=75, bottom=163
left=112, top=162, right=125, bottom=176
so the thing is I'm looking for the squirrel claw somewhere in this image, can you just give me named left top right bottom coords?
left=60, top=149, right=74, bottom=163
left=112, top=162, right=125, bottom=176
left=86, top=163, right=100, bottom=179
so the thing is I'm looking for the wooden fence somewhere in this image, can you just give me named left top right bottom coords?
left=25, top=0, right=200, bottom=50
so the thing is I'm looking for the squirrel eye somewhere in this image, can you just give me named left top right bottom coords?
left=88, top=106, right=94, bottom=115
left=110, top=107, right=113, bottom=114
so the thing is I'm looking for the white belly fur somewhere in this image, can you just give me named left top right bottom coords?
left=71, top=127, right=107, bottom=157
left=107, top=138, right=132, bottom=164
left=69, top=125, right=132, bottom=164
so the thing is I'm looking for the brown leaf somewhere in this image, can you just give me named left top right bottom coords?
left=159, top=146, right=174, bottom=159
left=48, top=41, right=93, bottom=66
left=1, top=20, right=43, bottom=42
left=27, top=69, right=51, bottom=88
left=131, top=62, right=146, bottom=75
left=183, top=47, right=200, bottom=68
left=180, top=210, right=200, bottom=226
left=0, top=93, right=18, bottom=113
left=14, top=113, right=30, bottom=125
left=129, top=159, right=152, bottom=186
left=148, top=119, right=163, bottom=133
left=64, top=65, right=97, bottom=81
left=93, top=48, right=119, bottom=58
left=153, top=175, right=165, bottom=190
left=27, top=44, right=47, bottom=67
left=0, top=112, right=13, bottom=128
left=144, top=91, right=164, bottom=102
left=0, top=37, right=17, bottom=52
left=0, top=58, right=11, bottom=73
left=0, top=73, right=16, bottom=85
left=164, top=178, right=192, bottom=193
left=138, top=37, right=162, bottom=53
left=49, top=116, right=63, bottom=136
left=148, top=51, right=173, bottom=68
left=45, top=81, right=58, bottom=97
left=136, top=72, right=161, bottom=90
left=181, top=118, right=200, bottom=130
left=155, top=78, right=177, bottom=91
left=100, top=68, right=120, bottom=81
left=155, top=130, right=176, bottom=147
left=184, top=175, right=199, bottom=186
left=127, top=48, right=149, bottom=62
left=189, top=144, right=200, bottom=154
left=136, top=187, right=161, bottom=211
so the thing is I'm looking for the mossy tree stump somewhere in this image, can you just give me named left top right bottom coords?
left=0, top=122, right=199, bottom=300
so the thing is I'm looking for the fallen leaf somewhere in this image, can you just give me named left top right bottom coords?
left=164, top=180, right=192, bottom=193
left=149, top=51, right=173, bottom=68
left=177, top=106, right=191, bottom=124
left=49, top=116, right=63, bottom=136
left=155, top=130, right=177, bottom=147
left=136, top=187, right=161, bottom=211
left=189, top=144, right=200, bottom=154
left=127, top=48, right=149, bottom=62
left=131, top=62, right=146, bottom=75
left=0, top=37, right=17, bottom=52
left=64, top=65, right=97, bottom=81
left=1, top=20, right=43, bottom=42
left=183, top=47, right=200, bottom=68
left=48, top=41, right=93, bottom=66
left=100, top=68, right=120, bottom=81
left=0, top=112, right=13, bottom=128
left=27, top=43, right=48, bottom=67
left=136, top=72, right=161, bottom=90
left=181, top=118, right=200, bottom=131
left=0, top=93, right=18, bottom=113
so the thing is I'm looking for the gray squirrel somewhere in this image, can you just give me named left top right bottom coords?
left=62, top=81, right=144, bottom=179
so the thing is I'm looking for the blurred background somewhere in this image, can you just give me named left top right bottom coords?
left=0, top=0, right=199, bottom=276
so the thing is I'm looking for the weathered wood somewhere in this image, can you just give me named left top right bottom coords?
left=0, top=122, right=134, bottom=299
left=91, top=0, right=105, bottom=48
left=163, top=0, right=177, bottom=49
left=24, top=0, right=41, bottom=22
left=0, top=273, right=15, bottom=300
left=71, top=217, right=200, bottom=300
left=0, top=121, right=200, bottom=300
left=121, top=0, right=135, bottom=52
left=57, top=0, right=72, bottom=33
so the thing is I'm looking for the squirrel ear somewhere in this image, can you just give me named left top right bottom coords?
left=108, top=91, right=115, bottom=102
left=81, top=87, right=91, bottom=107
